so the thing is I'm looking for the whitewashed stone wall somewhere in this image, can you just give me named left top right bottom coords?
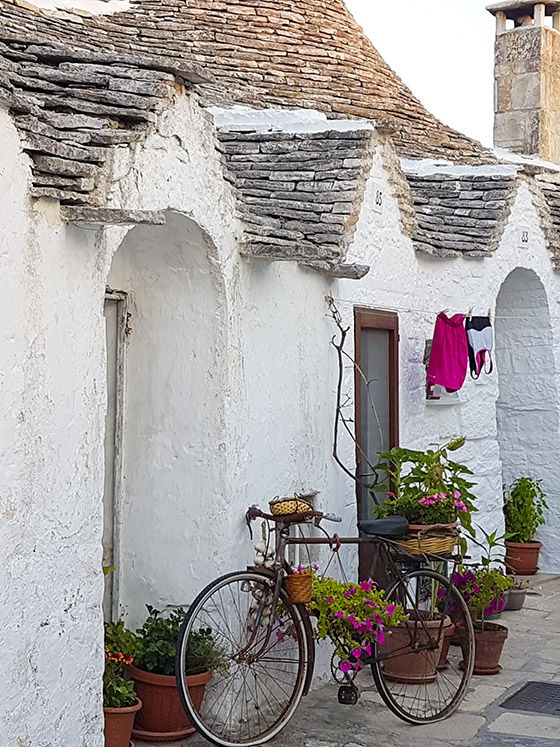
left=3, top=95, right=560, bottom=747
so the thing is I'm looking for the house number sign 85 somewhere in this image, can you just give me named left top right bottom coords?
left=372, top=184, right=384, bottom=214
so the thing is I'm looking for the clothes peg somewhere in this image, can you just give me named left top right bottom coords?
left=467, top=307, right=473, bottom=320
left=487, top=308, right=491, bottom=319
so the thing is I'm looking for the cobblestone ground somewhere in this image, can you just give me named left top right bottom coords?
left=136, top=575, right=560, bottom=747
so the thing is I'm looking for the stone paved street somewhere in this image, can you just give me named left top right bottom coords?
left=137, top=575, right=560, bottom=747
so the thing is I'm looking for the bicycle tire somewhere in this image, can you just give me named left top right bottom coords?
left=175, top=570, right=311, bottom=747
left=371, top=568, right=474, bottom=724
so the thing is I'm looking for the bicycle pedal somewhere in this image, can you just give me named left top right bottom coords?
left=338, top=684, right=359, bottom=705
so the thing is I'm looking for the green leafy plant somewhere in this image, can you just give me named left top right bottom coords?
left=371, top=437, right=477, bottom=535
left=135, top=605, right=186, bottom=676
left=135, top=605, right=227, bottom=677
left=310, top=575, right=406, bottom=674
left=454, top=526, right=512, bottom=630
left=503, top=477, right=548, bottom=543
left=103, top=621, right=137, bottom=708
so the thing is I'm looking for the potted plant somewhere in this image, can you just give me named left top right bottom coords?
left=103, top=621, right=142, bottom=747
left=453, top=528, right=512, bottom=675
left=372, top=437, right=477, bottom=553
left=129, top=605, right=220, bottom=742
left=504, top=576, right=530, bottom=611
left=503, top=477, right=548, bottom=575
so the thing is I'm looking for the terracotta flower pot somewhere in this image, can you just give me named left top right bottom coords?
left=380, top=615, right=444, bottom=684
left=104, top=697, right=142, bottom=747
left=129, top=665, right=210, bottom=742
left=505, top=540, right=542, bottom=576
left=471, top=622, right=508, bottom=675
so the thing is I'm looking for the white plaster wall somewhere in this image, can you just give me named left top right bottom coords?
left=495, top=269, right=560, bottom=570
left=0, top=109, right=107, bottom=745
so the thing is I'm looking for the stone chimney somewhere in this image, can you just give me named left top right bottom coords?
left=487, top=1, right=560, bottom=164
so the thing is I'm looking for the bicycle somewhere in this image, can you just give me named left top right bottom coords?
left=175, top=504, right=475, bottom=747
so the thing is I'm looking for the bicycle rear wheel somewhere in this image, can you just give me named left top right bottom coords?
left=371, top=568, right=474, bottom=724
left=175, top=570, right=311, bottom=747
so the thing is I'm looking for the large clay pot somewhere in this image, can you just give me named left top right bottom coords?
left=104, top=697, right=142, bottom=747
left=472, top=622, right=508, bottom=675
left=505, top=540, right=542, bottom=576
left=129, top=665, right=210, bottom=742
left=380, top=615, right=444, bottom=683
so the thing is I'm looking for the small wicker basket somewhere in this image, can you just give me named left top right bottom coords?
left=284, top=573, right=312, bottom=604
left=395, top=524, right=458, bottom=557
left=269, top=497, right=312, bottom=516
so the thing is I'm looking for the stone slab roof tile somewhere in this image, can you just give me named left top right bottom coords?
left=406, top=173, right=518, bottom=257
left=218, top=128, right=374, bottom=261
left=0, top=0, right=494, bottom=164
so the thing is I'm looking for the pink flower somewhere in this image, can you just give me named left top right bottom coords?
left=351, top=647, right=362, bottom=659
left=326, top=598, right=333, bottom=604
left=453, top=491, right=461, bottom=499
left=360, top=580, right=373, bottom=592
left=376, top=629, right=385, bottom=645
left=454, top=500, right=467, bottom=513
left=340, top=660, right=351, bottom=673
left=386, top=604, right=396, bottom=616
left=333, top=611, right=344, bottom=619
left=353, top=661, right=360, bottom=672
left=276, top=630, right=285, bottom=643
left=362, top=642, right=372, bottom=657
left=439, top=492, right=446, bottom=502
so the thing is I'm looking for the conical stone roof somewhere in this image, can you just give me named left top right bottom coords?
left=0, top=0, right=493, bottom=163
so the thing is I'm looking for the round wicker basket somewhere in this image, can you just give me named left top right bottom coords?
left=283, top=573, right=312, bottom=604
left=395, top=524, right=458, bottom=557
left=269, top=497, right=312, bottom=516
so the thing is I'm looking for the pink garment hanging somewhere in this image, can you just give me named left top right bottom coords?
left=426, top=312, right=468, bottom=392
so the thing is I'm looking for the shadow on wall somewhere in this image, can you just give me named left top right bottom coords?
left=104, top=210, right=230, bottom=625
left=495, top=268, right=559, bottom=573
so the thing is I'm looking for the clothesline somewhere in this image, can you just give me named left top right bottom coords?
left=328, top=297, right=560, bottom=321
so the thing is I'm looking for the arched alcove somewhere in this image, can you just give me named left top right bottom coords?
left=495, top=268, right=559, bottom=572
left=104, top=211, right=230, bottom=623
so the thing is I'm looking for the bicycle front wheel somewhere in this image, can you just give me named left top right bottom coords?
left=175, top=570, right=311, bottom=747
left=371, top=568, right=474, bottom=724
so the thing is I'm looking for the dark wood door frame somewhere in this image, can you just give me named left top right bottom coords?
left=354, top=307, right=399, bottom=518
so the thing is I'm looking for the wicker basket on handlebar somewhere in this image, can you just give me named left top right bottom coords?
left=395, top=523, right=458, bottom=557
left=269, top=497, right=312, bottom=516
left=283, top=573, right=312, bottom=604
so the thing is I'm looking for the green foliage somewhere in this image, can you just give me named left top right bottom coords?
left=310, top=575, right=406, bottom=665
left=454, top=525, right=512, bottom=629
left=371, top=438, right=477, bottom=534
left=105, top=620, right=139, bottom=658
left=135, top=605, right=227, bottom=677
left=103, top=621, right=137, bottom=708
left=135, top=605, right=186, bottom=676
left=503, top=477, right=548, bottom=543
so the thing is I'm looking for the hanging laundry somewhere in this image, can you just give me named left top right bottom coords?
left=426, top=312, right=468, bottom=392
left=465, top=316, right=493, bottom=379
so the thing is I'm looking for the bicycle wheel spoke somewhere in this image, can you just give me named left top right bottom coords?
left=372, top=568, right=474, bottom=725
left=176, top=571, right=309, bottom=746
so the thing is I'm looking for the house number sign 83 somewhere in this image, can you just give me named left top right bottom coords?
left=372, top=184, right=384, bottom=214
left=519, top=227, right=531, bottom=248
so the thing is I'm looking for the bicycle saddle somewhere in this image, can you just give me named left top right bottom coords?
left=358, top=516, right=409, bottom=538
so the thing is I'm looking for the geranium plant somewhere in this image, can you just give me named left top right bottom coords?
left=103, top=621, right=137, bottom=708
left=310, top=575, right=406, bottom=674
left=371, top=437, right=477, bottom=535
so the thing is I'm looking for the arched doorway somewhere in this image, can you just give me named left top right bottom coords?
left=104, top=211, right=229, bottom=623
left=495, top=268, right=559, bottom=572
